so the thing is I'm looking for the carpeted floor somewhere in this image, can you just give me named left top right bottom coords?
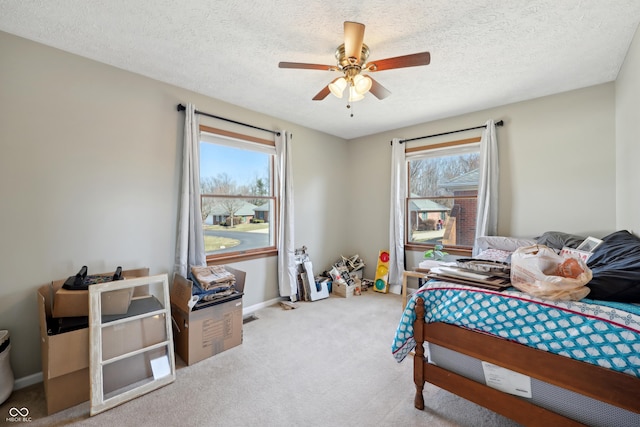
left=1, top=290, right=520, bottom=426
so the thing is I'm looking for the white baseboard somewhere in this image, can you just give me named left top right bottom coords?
left=243, top=297, right=281, bottom=315
left=14, top=371, right=42, bottom=390
left=14, top=297, right=281, bottom=391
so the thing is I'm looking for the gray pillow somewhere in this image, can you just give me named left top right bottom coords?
left=534, top=231, right=586, bottom=250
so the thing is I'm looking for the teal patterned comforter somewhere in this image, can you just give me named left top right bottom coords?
left=392, top=281, right=640, bottom=378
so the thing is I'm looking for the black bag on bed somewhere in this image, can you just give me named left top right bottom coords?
left=586, top=230, right=640, bottom=302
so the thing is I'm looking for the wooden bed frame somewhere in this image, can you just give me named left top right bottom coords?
left=412, top=298, right=640, bottom=427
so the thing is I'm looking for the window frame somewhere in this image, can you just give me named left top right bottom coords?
left=404, top=136, right=482, bottom=257
left=199, top=125, right=279, bottom=264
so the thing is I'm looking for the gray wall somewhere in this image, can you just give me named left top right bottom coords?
left=615, top=23, right=640, bottom=235
left=0, top=31, right=349, bottom=380
left=348, top=83, right=617, bottom=275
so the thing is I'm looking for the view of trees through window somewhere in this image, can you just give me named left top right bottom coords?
left=408, top=149, right=480, bottom=247
left=199, top=139, right=275, bottom=257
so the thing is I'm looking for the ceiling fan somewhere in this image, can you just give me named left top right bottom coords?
left=279, top=21, right=431, bottom=102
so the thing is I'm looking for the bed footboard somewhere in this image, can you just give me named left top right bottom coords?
left=413, top=297, right=425, bottom=410
left=411, top=297, right=640, bottom=426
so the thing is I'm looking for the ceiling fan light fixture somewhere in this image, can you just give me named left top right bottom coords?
left=329, top=77, right=347, bottom=98
left=353, top=74, right=372, bottom=95
left=279, top=21, right=431, bottom=104
left=348, top=85, right=365, bottom=102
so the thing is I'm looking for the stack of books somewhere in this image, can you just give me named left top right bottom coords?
left=428, top=264, right=511, bottom=291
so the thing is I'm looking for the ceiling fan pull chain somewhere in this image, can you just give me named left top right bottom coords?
left=347, top=101, right=354, bottom=118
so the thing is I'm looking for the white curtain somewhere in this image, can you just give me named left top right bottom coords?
left=473, top=119, right=499, bottom=255
left=175, top=104, right=206, bottom=278
left=275, top=131, right=297, bottom=300
left=388, top=138, right=406, bottom=294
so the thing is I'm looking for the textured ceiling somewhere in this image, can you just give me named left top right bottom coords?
left=1, top=1, right=639, bottom=139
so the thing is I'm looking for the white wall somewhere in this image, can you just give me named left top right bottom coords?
left=348, top=83, right=617, bottom=276
left=615, top=23, right=640, bottom=234
left=0, top=31, right=349, bottom=379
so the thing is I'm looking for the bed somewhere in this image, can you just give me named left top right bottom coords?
left=392, top=230, right=640, bottom=426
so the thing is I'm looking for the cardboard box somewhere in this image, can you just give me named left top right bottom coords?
left=333, top=279, right=357, bottom=297
left=37, top=268, right=160, bottom=415
left=170, top=267, right=245, bottom=366
left=101, top=296, right=167, bottom=361
left=52, top=267, right=149, bottom=318
left=100, top=296, right=169, bottom=397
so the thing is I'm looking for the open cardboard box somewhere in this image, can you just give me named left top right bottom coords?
left=170, top=267, right=245, bottom=366
left=52, top=268, right=150, bottom=318
left=37, top=267, right=156, bottom=415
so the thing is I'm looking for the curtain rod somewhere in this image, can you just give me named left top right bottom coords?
left=398, top=120, right=504, bottom=144
left=177, top=104, right=280, bottom=136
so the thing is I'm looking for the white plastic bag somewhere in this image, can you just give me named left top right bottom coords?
left=510, top=245, right=592, bottom=301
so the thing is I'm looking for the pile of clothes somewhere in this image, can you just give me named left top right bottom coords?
left=190, top=265, right=237, bottom=302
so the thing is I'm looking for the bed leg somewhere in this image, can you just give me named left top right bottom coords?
left=414, top=383, right=425, bottom=410
left=413, top=297, right=425, bottom=410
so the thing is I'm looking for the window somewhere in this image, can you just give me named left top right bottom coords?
left=406, top=140, right=480, bottom=251
left=199, top=126, right=277, bottom=262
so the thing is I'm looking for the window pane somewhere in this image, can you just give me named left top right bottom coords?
left=408, top=197, right=477, bottom=247
left=407, top=150, right=479, bottom=248
left=409, top=153, right=479, bottom=197
left=199, top=136, right=276, bottom=259
left=201, top=196, right=274, bottom=255
left=200, top=142, right=270, bottom=196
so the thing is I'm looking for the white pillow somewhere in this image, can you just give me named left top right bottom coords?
left=475, top=236, right=536, bottom=253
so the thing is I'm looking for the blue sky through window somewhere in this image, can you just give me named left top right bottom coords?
left=200, top=142, right=269, bottom=187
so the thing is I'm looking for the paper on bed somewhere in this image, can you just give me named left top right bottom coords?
left=428, top=266, right=511, bottom=290
left=431, top=266, right=492, bottom=280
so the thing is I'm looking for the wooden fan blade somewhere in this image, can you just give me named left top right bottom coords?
left=313, top=77, right=343, bottom=100
left=344, top=21, right=365, bottom=62
left=312, top=85, right=331, bottom=100
left=368, top=76, right=391, bottom=100
left=279, top=62, right=337, bottom=71
left=366, top=52, right=431, bottom=72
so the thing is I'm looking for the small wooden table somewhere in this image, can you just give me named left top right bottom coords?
left=401, top=269, right=430, bottom=309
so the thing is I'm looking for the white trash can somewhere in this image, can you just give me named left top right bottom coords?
left=0, top=330, right=14, bottom=404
